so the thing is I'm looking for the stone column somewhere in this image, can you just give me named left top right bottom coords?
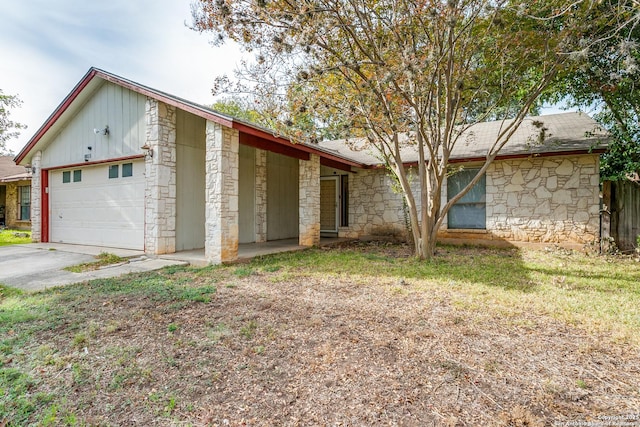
left=144, top=99, right=177, bottom=254
left=299, top=154, right=321, bottom=246
left=31, top=151, right=42, bottom=242
left=205, top=121, right=239, bottom=264
left=255, top=149, right=268, bottom=243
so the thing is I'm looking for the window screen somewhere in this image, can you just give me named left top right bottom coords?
left=109, top=165, right=119, bottom=179
left=447, top=168, right=486, bottom=229
left=73, top=170, right=82, bottom=182
left=62, top=171, right=71, bottom=183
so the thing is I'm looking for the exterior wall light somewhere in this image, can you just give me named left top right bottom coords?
left=93, top=126, right=109, bottom=136
left=140, top=144, right=154, bottom=159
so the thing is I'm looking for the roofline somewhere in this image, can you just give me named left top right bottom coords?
left=15, top=68, right=99, bottom=164
left=15, top=67, right=365, bottom=169
left=0, top=174, right=31, bottom=183
left=447, top=148, right=607, bottom=164
left=371, top=148, right=607, bottom=170
left=232, top=122, right=363, bottom=168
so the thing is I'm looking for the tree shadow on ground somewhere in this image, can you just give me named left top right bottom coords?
left=253, top=240, right=538, bottom=293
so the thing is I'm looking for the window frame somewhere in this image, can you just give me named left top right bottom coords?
left=121, top=163, right=133, bottom=178
left=446, top=168, right=486, bottom=230
left=17, top=185, right=31, bottom=221
left=108, top=165, right=119, bottom=179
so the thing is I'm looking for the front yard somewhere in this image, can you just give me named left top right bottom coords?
left=1, top=243, right=639, bottom=426
left=0, top=229, right=31, bottom=246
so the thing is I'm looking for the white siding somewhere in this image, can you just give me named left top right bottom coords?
left=238, top=144, right=256, bottom=243
left=42, top=82, right=146, bottom=168
left=267, top=151, right=299, bottom=240
left=176, top=110, right=206, bottom=251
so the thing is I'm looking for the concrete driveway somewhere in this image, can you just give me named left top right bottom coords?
left=0, top=243, right=187, bottom=292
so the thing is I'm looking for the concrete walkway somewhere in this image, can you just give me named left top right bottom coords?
left=0, top=244, right=187, bottom=292
left=160, top=238, right=308, bottom=267
left=1, top=238, right=354, bottom=292
left=160, top=237, right=353, bottom=267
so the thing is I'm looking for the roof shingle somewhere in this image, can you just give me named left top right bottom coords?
left=318, top=112, right=609, bottom=166
left=0, top=156, right=29, bottom=181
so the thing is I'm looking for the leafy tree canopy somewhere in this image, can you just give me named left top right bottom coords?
left=192, top=0, right=637, bottom=258
left=544, top=7, right=640, bottom=181
left=0, top=90, right=25, bottom=155
left=212, top=97, right=265, bottom=125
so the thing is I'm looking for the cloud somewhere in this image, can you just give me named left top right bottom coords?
left=0, top=0, right=246, bottom=153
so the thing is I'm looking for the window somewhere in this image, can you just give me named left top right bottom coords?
left=447, top=168, right=486, bottom=229
left=73, top=170, right=82, bottom=182
left=122, top=163, right=133, bottom=177
left=62, top=171, right=71, bottom=183
left=18, top=186, right=31, bottom=221
left=109, top=165, right=119, bottom=179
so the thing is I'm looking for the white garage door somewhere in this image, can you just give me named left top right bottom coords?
left=49, top=161, right=145, bottom=250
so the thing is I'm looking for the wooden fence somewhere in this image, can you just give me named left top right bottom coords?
left=603, top=180, right=640, bottom=252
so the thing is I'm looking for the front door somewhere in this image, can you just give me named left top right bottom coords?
left=320, top=177, right=339, bottom=234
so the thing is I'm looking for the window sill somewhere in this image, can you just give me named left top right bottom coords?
left=445, top=228, right=487, bottom=234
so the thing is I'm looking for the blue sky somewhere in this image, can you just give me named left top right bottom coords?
left=0, top=0, right=245, bottom=153
left=0, top=0, right=576, bottom=155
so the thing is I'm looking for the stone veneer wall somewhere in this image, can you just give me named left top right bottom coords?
left=205, top=121, right=240, bottom=263
left=341, top=154, right=600, bottom=245
left=479, top=154, right=600, bottom=243
left=299, top=154, right=321, bottom=246
left=30, top=151, right=42, bottom=240
left=255, top=149, right=268, bottom=243
left=144, top=99, right=177, bottom=254
left=341, top=168, right=408, bottom=239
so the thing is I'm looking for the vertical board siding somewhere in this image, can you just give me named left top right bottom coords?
left=612, top=180, right=640, bottom=251
left=238, top=144, right=256, bottom=243
left=41, top=82, right=146, bottom=168
left=176, top=110, right=206, bottom=251
left=267, top=151, right=299, bottom=240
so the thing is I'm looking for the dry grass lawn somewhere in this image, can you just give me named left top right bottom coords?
left=1, top=242, right=639, bottom=426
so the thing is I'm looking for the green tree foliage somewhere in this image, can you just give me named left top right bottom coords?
left=545, top=2, right=639, bottom=180
left=0, top=90, right=25, bottom=155
left=212, top=97, right=265, bottom=125
left=192, top=0, right=635, bottom=259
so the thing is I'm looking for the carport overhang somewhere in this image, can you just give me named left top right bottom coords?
left=13, top=66, right=364, bottom=260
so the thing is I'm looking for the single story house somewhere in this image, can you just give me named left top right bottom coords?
left=0, top=155, right=32, bottom=229
left=319, top=114, right=608, bottom=247
left=15, top=67, right=608, bottom=262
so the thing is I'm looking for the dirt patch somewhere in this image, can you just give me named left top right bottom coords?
left=6, top=245, right=640, bottom=426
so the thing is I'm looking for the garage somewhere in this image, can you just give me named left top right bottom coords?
left=49, top=160, right=145, bottom=250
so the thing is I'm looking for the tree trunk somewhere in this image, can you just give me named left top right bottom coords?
left=405, top=193, right=438, bottom=260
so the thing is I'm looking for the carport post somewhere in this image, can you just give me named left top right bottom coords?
left=144, top=99, right=177, bottom=255
left=299, top=153, right=321, bottom=246
left=204, top=121, right=239, bottom=264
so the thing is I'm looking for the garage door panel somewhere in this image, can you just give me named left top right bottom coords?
left=50, top=161, right=145, bottom=250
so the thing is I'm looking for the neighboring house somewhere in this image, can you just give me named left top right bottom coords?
left=15, top=67, right=607, bottom=263
left=0, top=156, right=32, bottom=230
